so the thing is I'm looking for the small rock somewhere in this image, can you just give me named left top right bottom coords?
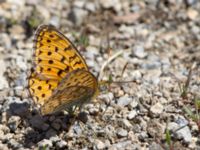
left=29, top=115, right=49, bottom=131
left=150, top=102, right=164, bottom=114
left=49, top=136, right=60, bottom=143
left=2, top=133, right=13, bottom=143
left=49, top=16, right=60, bottom=28
left=45, top=128, right=57, bottom=138
left=73, top=0, right=85, bottom=8
left=8, top=99, right=30, bottom=117
left=51, top=122, right=61, bottom=131
left=7, top=116, right=21, bottom=132
left=149, top=142, right=164, bottom=150
left=109, top=140, right=133, bottom=149
left=0, top=60, right=8, bottom=89
left=187, top=8, right=198, bottom=20
left=7, top=139, right=21, bottom=149
left=168, top=118, right=192, bottom=143
left=117, top=128, right=128, bottom=138
left=130, top=70, right=142, bottom=80
left=38, top=139, right=53, bottom=149
left=99, top=0, right=121, bottom=12
left=56, top=140, right=67, bottom=149
left=138, top=131, right=148, bottom=141
left=128, top=110, right=137, bottom=120
left=133, top=45, right=147, bottom=58
left=176, top=126, right=192, bottom=143
left=85, top=2, right=96, bottom=12
left=117, top=95, right=132, bottom=107
left=0, top=142, right=9, bottom=150
left=0, top=124, right=10, bottom=134
left=122, top=119, right=132, bottom=128
left=68, top=8, right=88, bottom=26
left=94, top=139, right=105, bottom=149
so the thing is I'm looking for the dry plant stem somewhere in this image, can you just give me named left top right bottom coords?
left=99, top=50, right=124, bottom=80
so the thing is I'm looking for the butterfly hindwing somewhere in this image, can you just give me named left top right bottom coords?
left=41, top=69, right=98, bottom=115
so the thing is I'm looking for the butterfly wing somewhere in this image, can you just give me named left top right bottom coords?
left=28, top=25, right=89, bottom=106
left=41, top=69, right=98, bottom=115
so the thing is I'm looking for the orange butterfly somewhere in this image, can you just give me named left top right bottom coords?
left=28, top=25, right=99, bottom=115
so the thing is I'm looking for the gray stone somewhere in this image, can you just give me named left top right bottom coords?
left=85, top=2, right=96, bottom=12
left=128, top=110, right=137, bottom=120
left=109, top=140, right=133, bottom=149
left=0, top=142, right=9, bottom=150
left=49, top=136, right=60, bottom=143
left=0, top=60, right=8, bottom=89
left=1, top=133, right=13, bottom=143
left=168, top=118, right=192, bottom=143
left=51, top=121, right=61, bottom=131
left=8, top=98, right=30, bottom=117
left=73, top=0, right=85, bottom=8
left=117, top=128, right=128, bottom=138
left=29, top=115, right=49, bottom=131
left=45, top=128, right=57, bottom=138
left=68, top=8, right=88, bottom=26
left=117, top=95, right=132, bottom=107
left=150, top=102, right=164, bottom=114
left=49, top=16, right=60, bottom=28
left=56, top=140, right=67, bottom=149
left=133, top=45, right=147, bottom=58
left=176, top=126, right=192, bottom=143
left=38, top=139, right=53, bottom=149
left=94, top=139, right=105, bottom=149
left=149, top=142, right=164, bottom=150
left=0, top=124, right=10, bottom=134
left=99, top=0, right=121, bottom=12
left=8, top=116, right=21, bottom=132
left=7, top=139, right=21, bottom=149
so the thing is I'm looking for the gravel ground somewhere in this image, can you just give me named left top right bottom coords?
left=0, top=0, right=200, bottom=149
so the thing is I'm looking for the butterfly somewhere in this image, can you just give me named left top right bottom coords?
left=28, top=25, right=99, bottom=115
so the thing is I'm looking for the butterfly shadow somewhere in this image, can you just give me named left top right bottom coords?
left=6, top=102, right=88, bottom=148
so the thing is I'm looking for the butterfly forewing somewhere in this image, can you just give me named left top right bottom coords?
left=33, top=25, right=88, bottom=80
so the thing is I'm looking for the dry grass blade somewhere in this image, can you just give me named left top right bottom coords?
left=98, top=50, right=124, bottom=80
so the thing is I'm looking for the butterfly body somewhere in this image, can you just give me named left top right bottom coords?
left=28, top=25, right=98, bottom=115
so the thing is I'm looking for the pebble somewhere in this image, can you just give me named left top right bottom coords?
left=149, top=142, right=164, bottom=150
left=150, top=102, right=164, bottom=115
left=8, top=98, right=30, bottom=117
left=38, top=139, right=53, bottom=149
left=85, top=2, right=96, bottom=12
left=45, top=128, right=57, bottom=138
left=117, top=95, right=132, bottom=107
left=187, top=8, right=199, bottom=20
left=0, top=142, right=9, bottom=150
left=117, top=128, right=128, bottom=138
left=7, top=116, right=21, bottom=132
left=99, top=0, right=121, bottom=12
left=94, top=139, right=106, bottom=149
left=0, top=60, right=8, bottom=89
left=56, top=140, right=67, bottom=149
left=176, top=126, right=192, bottom=143
left=109, top=140, right=133, bottom=149
left=29, top=115, right=49, bottom=131
left=128, top=110, right=137, bottom=120
left=133, top=45, right=147, bottom=58
left=68, top=7, right=88, bottom=26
